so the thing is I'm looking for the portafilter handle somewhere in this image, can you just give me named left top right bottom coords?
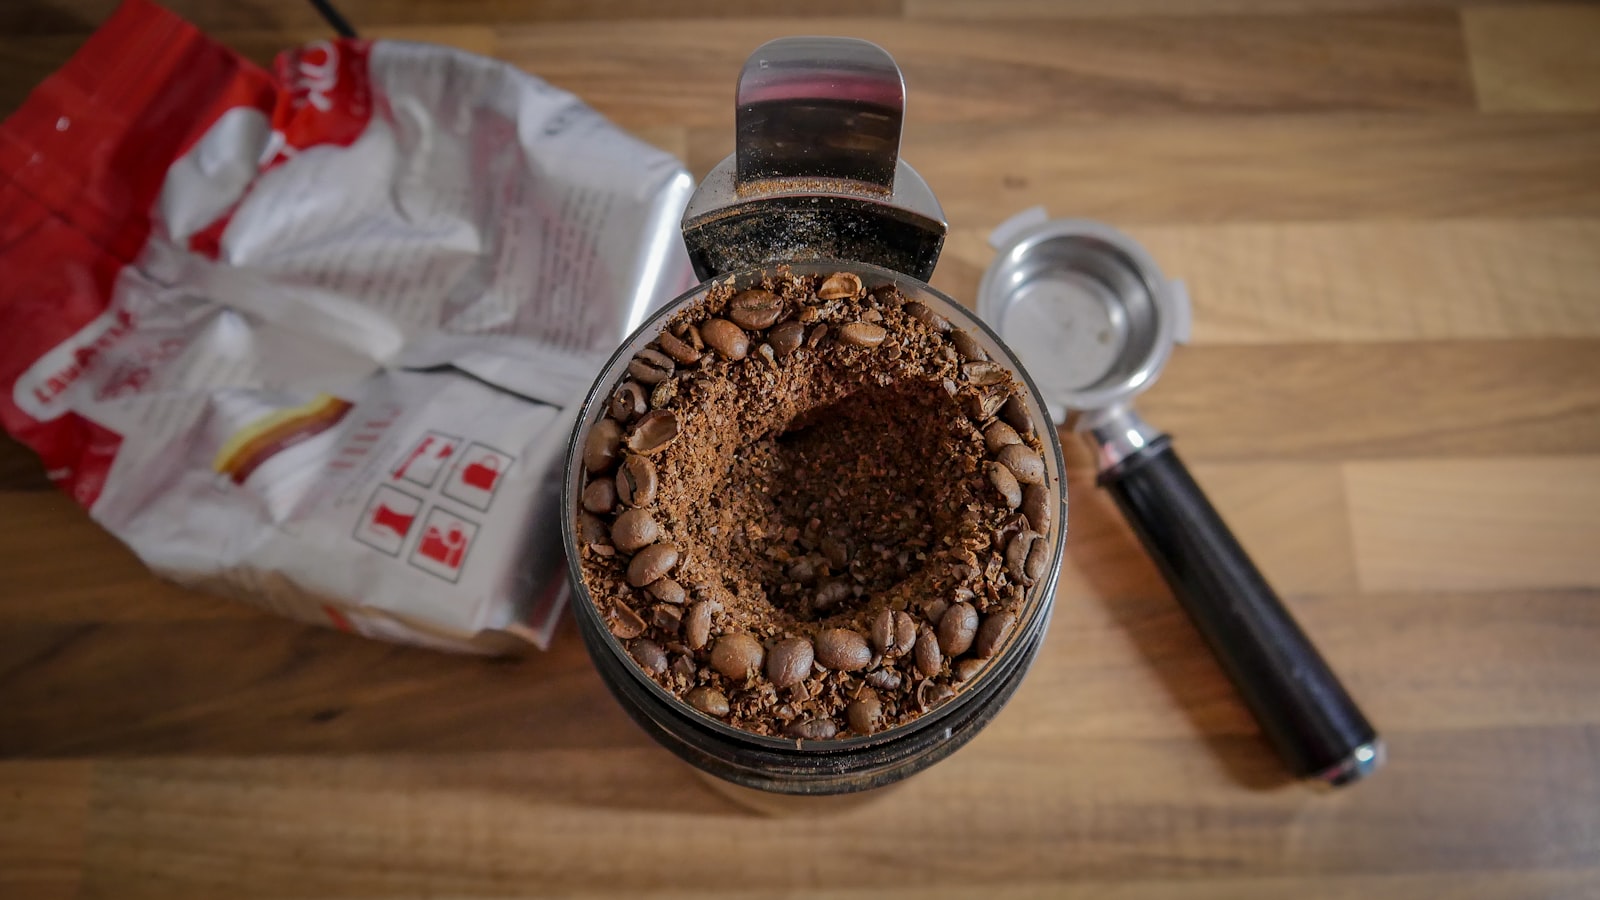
left=1084, top=406, right=1384, bottom=787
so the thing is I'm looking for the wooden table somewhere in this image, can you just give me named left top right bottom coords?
left=4, top=1, right=1599, bottom=896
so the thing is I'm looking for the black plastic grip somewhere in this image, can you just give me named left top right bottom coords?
left=1100, top=436, right=1378, bottom=781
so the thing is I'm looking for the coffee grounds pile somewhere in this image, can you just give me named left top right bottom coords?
left=576, top=270, right=1054, bottom=741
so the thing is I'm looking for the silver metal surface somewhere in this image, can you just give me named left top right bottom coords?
left=1310, top=739, right=1386, bottom=788
left=1077, top=406, right=1166, bottom=471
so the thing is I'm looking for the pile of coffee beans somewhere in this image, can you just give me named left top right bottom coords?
left=576, top=270, right=1054, bottom=741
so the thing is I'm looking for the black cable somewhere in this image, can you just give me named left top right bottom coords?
left=308, top=0, right=358, bottom=38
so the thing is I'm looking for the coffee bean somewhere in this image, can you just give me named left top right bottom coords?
left=924, top=599, right=949, bottom=627
left=975, top=611, right=1016, bottom=658
left=914, top=627, right=943, bottom=677
left=988, top=462, right=1022, bottom=509
left=846, top=695, right=883, bottom=735
left=865, top=668, right=902, bottom=691
left=964, top=387, right=1007, bottom=422
left=626, top=542, right=678, bottom=587
left=983, top=421, right=1022, bottom=454
left=615, top=455, right=658, bottom=507
left=768, top=320, right=805, bottom=357
left=893, top=611, right=918, bottom=657
left=996, top=443, right=1045, bottom=485
left=581, top=478, right=615, bottom=514
left=903, top=301, right=951, bottom=332
left=629, top=638, right=668, bottom=675
left=610, top=509, right=659, bottom=553
left=921, top=682, right=956, bottom=710
left=608, top=602, right=646, bottom=640
left=647, top=577, right=686, bottom=605
left=627, top=347, right=675, bottom=385
left=608, top=382, right=647, bottom=423
left=671, top=653, right=697, bottom=682
left=938, top=602, right=979, bottom=656
left=838, top=322, right=887, bottom=348
left=685, top=600, right=715, bottom=650
left=786, top=717, right=840, bottom=740
left=578, top=512, right=609, bottom=546
left=656, top=330, right=701, bottom=365
left=963, top=361, right=1007, bottom=385
left=955, top=658, right=985, bottom=682
left=1001, top=394, right=1035, bottom=438
left=951, top=329, right=988, bottom=361
left=813, top=580, right=853, bottom=612
left=870, top=608, right=896, bottom=654
left=1006, top=530, right=1043, bottom=585
left=686, top=686, right=730, bottom=717
left=766, top=636, right=815, bottom=689
left=583, top=418, right=623, bottom=472
left=1021, top=483, right=1052, bottom=535
left=727, top=289, right=784, bottom=330
left=700, top=318, right=749, bottom=360
left=756, top=343, right=776, bottom=365
left=650, top=379, right=676, bottom=409
left=651, top=604, right=682, bottom=635
left=806, top=323, right=829, bottom=348
left=816, top=629, right=872, bottom=671
left=627, top=410, right=679, bottom=454
left=680, top=323, right=705, bottom=351
left=711, top=632, right=764, bottom=680
left=817, top=272, right=863, bottom=300
left=1025, top=532, right=1051, bottom=583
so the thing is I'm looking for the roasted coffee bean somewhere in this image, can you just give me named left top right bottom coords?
left=813, top=580, right=852, bottom=612
left=581, top=479, right=615, bottom=514
left=787, top=717, right=840, bottom=740
left=975, top=611, right=1017, bottom=658
left=1021, top=483, right=1053, bottom=535
left=615, top=454, right=658, bottom=507
left=1001, top=394, right=1035, bottom=438
left=627, top=348, right=675, bottom=384
left=651, top=604, right=682, bottom=635
left=727, top=289, right=784, bottom=330
left=816, top=629, right=872, bottom=671
left=626, top=542, right=678, bottom=587
left=865, top=668, right=902, bottom=691
left=583, top=418, right=623, bottom=472
left=610, top=509, right=659, bottom=553
left=680, top=323, right=705, bottom=351
left=938, top=602, right=979, bottom=656
left=924, top=598, right=949, bottom=627
left=921, top=682, right=956, bottom=710
left=768, top=320, right=805, bottom=357
left=578, top=512, right=609, bottom=546
left=892, top=611, right=918, bottom=657
left=629, top=638, right=668, bottom=675
left=656, top=330, right=701, bottom=365
left=994, top=512, right=1028, bottom=551
left=806, top=323, right=829, bottom=348
left=685, top=600, right=715, bottom=650
left=963, top=360, right=1007, bottom=385
left=955, top=658, right=985, bottom=682
left=988, top=462, right=1022, bottom=509
left=846, top=695, right=883, bottom=735
left=838, top=322, right=887, bottom=348
left=627, top=410, right=680, bottom=454
left=997, top=443, right=1045, bottom=485
left=710, top=632, right=764, bottom=680
left=983, top=421, right=1023, bottom=454
left=870, top=608, right=896, bottom=654
left=818, top=272, right=862, bottom=300
left=647, top=577, right=686, bottom=605
left=914, top=627, right=943, bottom=677
left=1006, top=530, right=1043, bottom=585
left=686, top=686, right=730, bottom=717
left=608, top=382, right=647, bottom=423
left=903, top=301, right=951, bottom=332
left=964, top=388, right=1007, bottom=422
left=608, top=602, right=646, bottom=640
left=700, top=318, right=749, bottom=360
left=650, top=379, right=677, bottom=409
left=951, top=329, right=988, bottom=361
left=1024, top=532, right=1051, bottom=583
left=766, top=637, right=815, bottom=689
left=671, top=653, right=697, bottom=682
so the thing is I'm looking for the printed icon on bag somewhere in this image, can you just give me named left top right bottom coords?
left=408, top=507, right=478, bottom=582
left=442, top=443, right=513, bottom=512
left=392, top=430, right=460, bottom=488
left=354, top=484, right=424, bottom=556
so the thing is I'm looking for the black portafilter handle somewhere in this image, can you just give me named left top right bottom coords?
left=1091, top=417, right=1382, bottom=786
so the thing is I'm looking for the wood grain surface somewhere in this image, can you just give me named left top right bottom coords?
left=2, top=0, right=1598, bottom=897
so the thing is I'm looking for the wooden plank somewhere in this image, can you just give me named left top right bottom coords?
left=0, top=435, right=51, bottom=492
left=687, top=113, right=1600, bottom=226
left=493, top=13, right=1474, bottom=131
left=933, top=220, right=1600, bottom=344
left=1465, top=5, right=1600, bottom=113
left=62, top=725, right=1600, bottom=896
left=1346, top=457, right=1600, bottom=592
left=911, top=0, right=1551, bottom=16
left=0, top=762, right=90, bottom=900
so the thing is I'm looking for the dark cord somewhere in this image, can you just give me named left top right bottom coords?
left=309, top=0, right=358, bottom=38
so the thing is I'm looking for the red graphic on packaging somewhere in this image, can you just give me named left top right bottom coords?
left=354, top=484, right=422, bottom=556
left=409, top=507, right=478, bottom=582
left=443, top=443, right=513, bottom=512
left=393, top=430, right=459, bottom=487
